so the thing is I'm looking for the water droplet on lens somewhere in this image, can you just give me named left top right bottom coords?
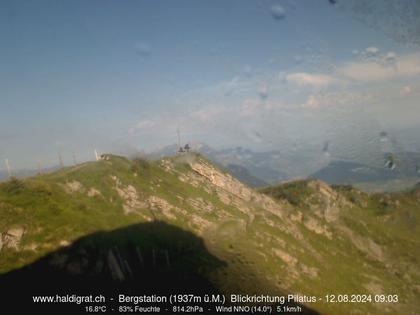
left=270, top=5, right=286, bottom=20
left=134, top=42, right=151, bottom=57
left=379, top=131, right=388, bottom=142
left=384, top=154, right=397, bottom=170
left=243, top=65, right=253, bottom=77
left=293, top=55, right=303, bottom=64
left=258, top=85, right=269, bottom=100
left=322, top=141, right=331, bottom=158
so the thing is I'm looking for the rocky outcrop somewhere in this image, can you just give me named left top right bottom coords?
left=111, top=175, right=147, bottom=214
left=190, top=161, right=253, bottom=202
left=305, top=180, right=353, bottom=222
left=62, top=180, right=84, bottom=194
left=87, top=187, right=102, bottom=197
left=0, top=227, right=25, bottom=251
left=189, top=159, right=286, bottom=217
left=337, top=225, right=385, bottom=262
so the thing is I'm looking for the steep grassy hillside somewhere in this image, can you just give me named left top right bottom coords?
left=0, top=154, right=419, bottom=314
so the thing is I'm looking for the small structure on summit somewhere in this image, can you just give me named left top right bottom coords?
left=100, top=154, right=112, bottom=161
left=176, top=127, right=190, bottom=154
left=178, top=143, right=191, bottom=154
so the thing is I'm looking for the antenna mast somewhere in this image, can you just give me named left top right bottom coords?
left=5, top=159, right=12, bottom=178
left=58, top=151, right=64, bottom=168
left=177, top=127, right=181, bottom=150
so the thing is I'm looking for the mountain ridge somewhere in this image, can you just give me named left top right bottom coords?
left=147, top=143, right=420, bottom=191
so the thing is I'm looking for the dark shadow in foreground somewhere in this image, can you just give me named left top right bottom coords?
left=0, top=221, right=319, bottom=314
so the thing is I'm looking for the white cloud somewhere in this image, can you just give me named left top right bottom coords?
left=128, top=120, right=156, bottom=133
left=189, top=107, right=226, bottom=123
left=366, top=46, right=380, bottom=54
left=128, top=105, right=230, bottom=137
left=338, top=62, right=396, bottom=81
left=338, top=52, right=420, bottom=82
left=286, top=72, right=336, bottom=88
left=288, top=52, right=420, bottom=88
left=302, top=95, right=320, bottom=109
left=302, top=91, right=373, bottom=109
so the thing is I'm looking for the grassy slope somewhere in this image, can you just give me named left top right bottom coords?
left=0, top=155, right=419, bottom=314
left=261, top=182, right=420, bottom=314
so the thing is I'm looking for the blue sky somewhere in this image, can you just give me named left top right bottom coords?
left=1, top=0, right=420, bottom=169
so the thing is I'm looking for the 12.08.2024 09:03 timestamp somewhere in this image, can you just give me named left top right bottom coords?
left=324, top=294, right=398, bottom=303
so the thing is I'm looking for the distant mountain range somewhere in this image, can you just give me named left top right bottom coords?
left=147, top=143, right=420, bottom=191
left=0, top=169, right=37, bottom=182
left=0, top=166, right=60, bottom=182
left=309, top=152, right=420, bottom=192
left=309, top=158, right=420, bottom=184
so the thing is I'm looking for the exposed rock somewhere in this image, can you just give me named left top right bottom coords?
left=303, top=216, right=333, bottom=239
left=290, top=210, right=303, bottom=223
left=62, top=180, right=84, bottom=194
left=189, top=158, right=285, bottom=220
left=186, top=197, right=215, bottom=212
left=111, top=176, right=147, bottom=214
left=24, top=243, right=38, bottom=251
left=306, top=180, right=352, bottom=222
left=1, top=227, right=25, bottom=250
left=160, top=159, right=175, bottom=173
left=190, top=161, right=253, bottom=202
left=59, top=240, right=71, bottom=247
left=273, top=248, right=298, bottom=266
left=299, top=263, right=319, bottom=279
left=189, top=215, right=214, bottom=233
left=147, top=195, right=188, bottom=220
left=364, top=281, right=383, bottom=295
left=87, top=187, right=102, bottom=197
left=216, top=190, right=232, bottom=205
left=378, top=195, right=401, bottom=209
left=337, top=226, right=385, bottom=262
